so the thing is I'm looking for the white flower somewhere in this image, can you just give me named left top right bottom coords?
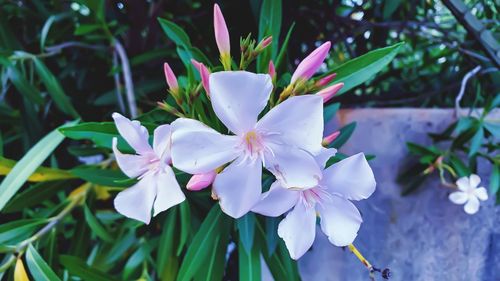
left=170, top=71, right=324, bottom=218
left=252, top=151, right=376, bottom=260
left=111, top=113, right=185, bottom=224
left=449, top=174, right=488, bottom=215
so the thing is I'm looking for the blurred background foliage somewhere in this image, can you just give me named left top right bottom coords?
left=0, top=0, right=499, bottom=158
left=0, top=0, right=498, bottom=280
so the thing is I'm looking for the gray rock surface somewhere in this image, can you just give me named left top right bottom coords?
left=267, top=108, right=499, bottom=281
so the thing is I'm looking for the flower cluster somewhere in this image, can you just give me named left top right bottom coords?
left=111, top=4, right=375, bottom=260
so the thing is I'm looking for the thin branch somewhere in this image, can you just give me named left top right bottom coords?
left=113, top=51, right=126, bottom=114
left=114, top=40, right=138, bottom=118
left=455, top=65, right=481, bottom=118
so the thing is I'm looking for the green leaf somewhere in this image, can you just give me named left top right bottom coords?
left=71, top=166, right=129, bottom=187
left=323, top=102, right=340, bottom=124
left=327, top=42, right=404, bottom=96
left=0, top=156, right=75, bottom=182
left=455, top=117, right=476, bottom=135
left=257, top=0, right=282, bottom=72
left=32, top=57, right=80, bottom=118
left=237, top=212, right=255, bottom=254
left=1, top=59, right=44, bottom=105
left=59, top=122, right=130, bottom=152
left=469, top=126, right=484, bottom=156
left=60, top=255, right=117, bottom=281
left=177, top=201, right=191, bottom=256
left=84, top=205, right=114, bottom=242
left=26, top=245, right=61, bottom=281
left=74, top=24, right=101, bottom=36
left=448, top=155, right=470, bottom=178
left=383, top=0, right=402, bottom=19
left=3, top=180, right=69, bottom=213
left=274, top=23, right=295, bottom=73
left=329, top=122, right=356, bottom=149
left=158, top=18, right=192, bottom=48
left=0, top=219, right=48, bottom=245
left=176, top=205, right=230, bottom=281
left=157, top=208, right=178, bottom=280
left=265, top=217, right=279, bottom=256
left=238, top=238, right=261, bottom=281
left=0, top=120, right=78, bottom=211
left=484, top=122, right=500, bottom=138
left=406, top=143, right=439, bottom=156
left=490, top=164, right=499, bottom=195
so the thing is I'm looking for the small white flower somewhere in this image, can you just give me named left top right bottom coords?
left=449, top=174, right=488, bottom=215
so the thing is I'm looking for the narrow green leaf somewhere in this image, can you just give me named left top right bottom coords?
left=84, top=205, right=114, bottom=242
left=469, top=126, right=484, bottom=156
left=0, top=219, right=48, bottom=245
left=0, top=120, right=78, bottom=211
left=177, top=201, right=191, bottom=256
left=483, top=122, right=500, bottom=138
left=323, top=102, right=340, bottom=124
left=40, top=15, right=56, bottom=50
left=406, top=143, right=439, bottom=156
left=490, top=164, right=499, bottom=195
left=158, top=18, right=192, bottom=48
left=176, top=205, right=230, bottom=281
left=327, top=42, right=404, bottom=96
left=1, top=59, right=44, bottom=104
left=238, top=239, right=261, bottom=281
left=448, top=155, right=470, bottom=178
left=274, top=23, right=295, bottom=73
left=265, top=217, right=279, bottom=256
left=26, top=245, right=61, bottom=281
left=257, top=0, right=282, bottom=71
left=32, top=57, right=80, bottom=118
left=157, top=208, right=178, bottom=280
left=3, top=181, right=69, bottom=213
left=237, top=213, right=256, bottom=254
left=383, top=0, right=402, bottom=19
left=74, top=24, right=101, bottom=35
left=60, top=255, right=117, bottom=281
left=329, top=122, right=356, bottom=149
left=71, top=166, right=128, bottom=187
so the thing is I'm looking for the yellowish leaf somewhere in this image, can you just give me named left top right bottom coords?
left=0, top=157, right=75, bottom=182
left=14, top=258, right=30, bottom=281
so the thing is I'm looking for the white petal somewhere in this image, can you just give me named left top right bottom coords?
left=474, top=187, right=488, bottom=201
left=112, top=112, right=152, bottom=155
left=321, top=153, right=376, bottom=201
left=251, top=181, right=300, bottom=217
left=318, top=196, right=362, bottom=247
left=456, top=176, right=470, bottom=191
left=209, top=71, right=273, bottom=134
left=153, top=124, right=172, bottom=162
left=448, top=191, right=468, bottom=205
left=257, top=95, right=324, bottom=153
left=277, top=203, right=317, bottom=260
left=171, top=118, right=239, bottom=174
left=264, top=144, right=322, bottom=189
left=112, top=138, right=151, bottom=178
left=469, top=174, right=481, bottom=189
left=153, top=167, right=185, bottom=216
left=464, top=196, right=480, bottom=214
left=213, top=157, right=262, bottom=218
left=314, top=148, right=337, bottom=169
left=114, top=173, right=156, bottom=224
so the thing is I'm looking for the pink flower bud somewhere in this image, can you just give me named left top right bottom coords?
left=214, top=4, right=230, bottom=56
left=163, top=63, right=178, bottom=92
left=257, top=36, right=272, bottom=50
left=268, top=60, right=276, bottom=79
left=315, top=73, right=337, bottom=88
left=191, top=59, right=211, bottom=96
left=187, top=171, right=216, bottom=191
left=316, top=82, right=344, bottom=103
left=291, top=41, right=331, bottom=84
left=322, top=131, right=340, bottom=146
